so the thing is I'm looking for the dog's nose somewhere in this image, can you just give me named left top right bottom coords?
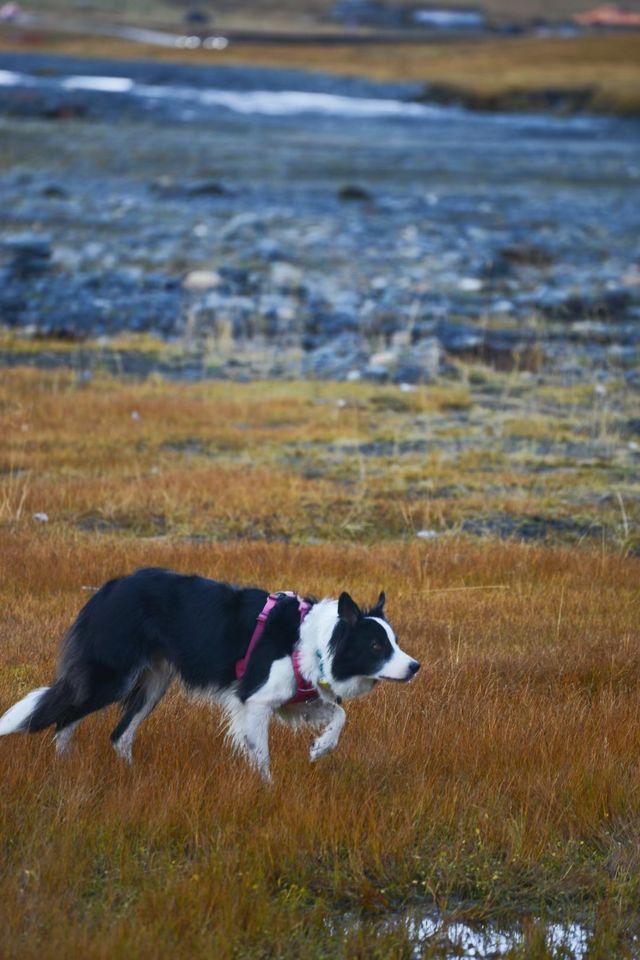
left=409, top=660, right=420, bottom=675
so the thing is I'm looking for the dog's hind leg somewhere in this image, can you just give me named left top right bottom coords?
left=309, top=702, right=346, bottom=762
left=1, top=668, right=128, bottom=750
left=54, top=720, right=80, bottom=755
left=110, top=661, right=172, bottom=764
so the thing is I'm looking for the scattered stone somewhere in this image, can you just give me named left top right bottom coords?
left=270, top=262, right=303, bottom=291
left=436, top=322, right=484, bottom=354
left=368, top=349, right=396, bottom=369
left=151, top=177, right=227, bottom=198
left=458, top=277, right=483, bottom=293
left=492, top=299, right=514, bottom=314
left=401, top=337, right=443, bottom=382
left=500, top=243, right=554, bottom=268
left=392, top=364, right=423, bottom=384
left=185, top=179, right=227, bottom=197
left=301, top=333, right=368, bottom=380
left=362, top=364, right=389, bottom=382
left=3, top=234, right=52, bottom=277
left=183, top=270, right=222, bottom=291
left=41, top=182, right=69, bottom=199
left=338, top=184, right=372, bottom=202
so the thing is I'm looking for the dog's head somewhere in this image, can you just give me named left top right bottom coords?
left=328, top=591, right=420, bottom=696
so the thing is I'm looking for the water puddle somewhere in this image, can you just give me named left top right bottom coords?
left=402, top=911, right=588, bottom=958
left=330, top=908, right=640, bottom=958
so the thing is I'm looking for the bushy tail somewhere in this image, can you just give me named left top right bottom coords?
left=0, top=679, right=76, bottom=735
left=0, top=687, right=50, bottom=735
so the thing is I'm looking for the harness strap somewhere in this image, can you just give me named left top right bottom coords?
left=235, top=592, right=318, bottom=705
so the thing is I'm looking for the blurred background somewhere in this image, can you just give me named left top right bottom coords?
left=0, top=0, right=639, bottom=386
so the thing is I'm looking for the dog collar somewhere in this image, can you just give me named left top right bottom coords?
left=315, top=648, right=341, bottom=702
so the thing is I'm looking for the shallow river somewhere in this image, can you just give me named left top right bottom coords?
left=0, top=52, right=639, bottom=368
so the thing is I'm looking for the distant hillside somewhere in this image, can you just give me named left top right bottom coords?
left=25, top=0, right=640, bottom=27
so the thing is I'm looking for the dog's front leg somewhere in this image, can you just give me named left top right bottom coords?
left=310, top=702, right=346, bottom=762
left=243, top=702, right=273, bottom=783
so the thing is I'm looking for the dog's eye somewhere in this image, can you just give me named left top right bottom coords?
left=370, top=638, right=384, bottom=655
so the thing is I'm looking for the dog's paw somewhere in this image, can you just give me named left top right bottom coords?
left=310, top=738, right=333, bottom=762
left=113, top=739, right=133, bottom=765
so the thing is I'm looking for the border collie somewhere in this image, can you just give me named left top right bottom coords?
left=0, top=568, right=420, bottom=781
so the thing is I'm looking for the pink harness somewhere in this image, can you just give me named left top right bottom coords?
left=235, top=592, right=318, bottom=705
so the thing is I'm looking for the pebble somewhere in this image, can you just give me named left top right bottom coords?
left=458, top=277, right=483, bottom=293
left=183, top=270, right=222, bottom=291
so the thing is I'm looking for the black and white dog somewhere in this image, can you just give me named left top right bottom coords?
left=0, top=568, right=420, bottom=781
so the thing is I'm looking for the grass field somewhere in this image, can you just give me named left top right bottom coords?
left=0, top=354, right=638, bottom=547
left=1, top=364, right=639, bottom=957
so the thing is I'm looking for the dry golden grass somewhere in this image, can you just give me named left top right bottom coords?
left=1, top=536, right=639, bottom=957
left=1, top=28, right=639, bottom=113
left=208, top=32, right=640, bottom=114
left=0, top=363, right=637, bottom=548
left=1, top=366, right=639, bottom=956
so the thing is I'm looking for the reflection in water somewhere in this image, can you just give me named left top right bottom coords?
left=330, top=909, right=609, bottom=959
left=405, top=911, right=589, bottom=958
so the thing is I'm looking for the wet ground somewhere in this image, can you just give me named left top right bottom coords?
left=0, top=51, right=639, bottom=385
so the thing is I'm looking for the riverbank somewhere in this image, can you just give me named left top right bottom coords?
left=1, top=52, right=639, bottom=390
left=1, top=27, right=639, bottom=115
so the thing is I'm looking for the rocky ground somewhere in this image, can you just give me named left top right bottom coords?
left=0, top=51, right=639, bottom=387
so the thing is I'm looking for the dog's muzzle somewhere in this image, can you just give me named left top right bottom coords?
left=381, top=660, right=421, bottom=682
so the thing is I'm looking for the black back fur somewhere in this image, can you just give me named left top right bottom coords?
left=27, top=568, right=310, bottom=733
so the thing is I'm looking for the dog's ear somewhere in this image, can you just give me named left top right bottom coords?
left=338, top=591, right=360, bottom=626
left=372, top=591, right=385, bottom=614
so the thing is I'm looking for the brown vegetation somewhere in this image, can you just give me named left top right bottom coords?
left=0, top=362, right=638, bottom=548
left=0, top=366, right=639, bottom=956
left=208, top=32, right=640, bottom=115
